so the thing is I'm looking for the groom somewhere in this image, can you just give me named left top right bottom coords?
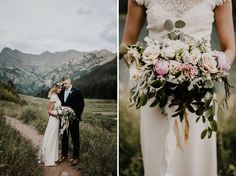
left=58, top=75, right=84, bottom=166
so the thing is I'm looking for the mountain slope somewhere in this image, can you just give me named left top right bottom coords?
left=73, top=58, right=117, bottom=99
left=0, top=47, right=115, bottom=95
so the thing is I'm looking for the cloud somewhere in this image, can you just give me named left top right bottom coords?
left=99, top=21, right=117, bottom=44
left=77, top=7, right=92, bottom=15
left=0, top=0, right=117, bottom=53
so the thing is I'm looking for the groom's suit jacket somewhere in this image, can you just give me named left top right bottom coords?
left=59, top=87, right=84, bottom=121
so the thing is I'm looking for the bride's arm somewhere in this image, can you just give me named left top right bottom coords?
left=47, top=101, right=57, bottom=117
left=214, top=0, right=235, bottom=64
left=122, top=0, right=146, bottom=44
left=121, top=0, right=146, bottom=65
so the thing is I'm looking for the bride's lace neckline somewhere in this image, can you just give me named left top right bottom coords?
left=157, top=0, right=204, bottom=17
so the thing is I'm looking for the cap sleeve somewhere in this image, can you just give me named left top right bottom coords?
left=133, top=0, right=147, bottom=6
left=49, top=93, right=57, bottom=102
left=216, top=0, right=230, bottom=6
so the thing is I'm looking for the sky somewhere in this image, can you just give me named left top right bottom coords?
left=0, top=0, right=117, bottom=54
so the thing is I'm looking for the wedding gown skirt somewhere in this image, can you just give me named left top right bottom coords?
left=140, top=101, right=217, bottom=176
left=39, top=116, right=59, bottom=166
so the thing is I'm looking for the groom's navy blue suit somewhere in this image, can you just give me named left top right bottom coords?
left=58, top=87, right=84, bottom=159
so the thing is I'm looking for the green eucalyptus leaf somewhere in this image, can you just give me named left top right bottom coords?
left=168, top=32, right=177, bottom=40
left=196, top=106, right=205, bottom=116
left=175, top=20, right=186, bottom=28
left=148, top=92, right=156, bottom=99
left=208, top=114, right=214, bottom=121
left=172, top=112, right=180, bottom=117
left=208, top=128, right=212, bottom=138
left=187, top=104, right=195, bottom=113
left=140, top=93, right=148, bottom=107
left=196, top=116, right=201, bottom=123
left=150, top=98, right=159, bottom=107
left=202, top=116, right=206, bottom=123
left=201, top=129, right=208, bottom=139
left=204, top=91, right=213, bottom=107
left=210, top=120, right=217, bottom=131
left=151, top=80, right=165, bottom=88
left=174, top=72, right=181, bottom=78
left=164, top=19, right=174, bottom=31
left=203, top=80, right=214, bottom=89
left=159, top=93, right=168, bottom=108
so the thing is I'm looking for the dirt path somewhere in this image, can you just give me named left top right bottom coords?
left=4, top=116, right=80, bottom=176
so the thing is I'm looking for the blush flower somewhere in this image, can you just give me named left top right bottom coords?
left=153, top=59, right=169, bottom=77
left=201, top=53, right=218, bottom=73
left=177, top=63, right=198, bottom=79
left=213, top=50, right=231, bottom=71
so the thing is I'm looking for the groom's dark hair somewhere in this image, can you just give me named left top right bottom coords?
left=62, top=75, right=70, bottom=81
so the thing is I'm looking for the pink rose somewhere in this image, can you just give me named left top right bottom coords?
left=213, top=50, right=231, bottom=71
left=153, top=59, right=169, bottom=77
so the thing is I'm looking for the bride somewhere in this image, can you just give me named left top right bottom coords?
left=39, top=82, right=62, bottom=166
left=122, top=0, right=235, bottom=175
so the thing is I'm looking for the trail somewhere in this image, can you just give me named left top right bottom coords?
left=5, top=116, right=80, bottom=176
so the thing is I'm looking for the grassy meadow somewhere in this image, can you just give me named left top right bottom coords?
left=0, top=111, right=43, bottom=176
left=0, top=82, right=117, bottom=176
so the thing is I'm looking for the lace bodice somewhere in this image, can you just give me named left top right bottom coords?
left=49, top=93, right=61, bottom=108
left=134, top=0, right=230, bottom=43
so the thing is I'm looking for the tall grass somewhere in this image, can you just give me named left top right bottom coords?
left=79, top=123, right=117, bottom=176
left=119, top=86, right=143, bottom=176
left=217, top=106, right=236, bottom=176
left=0, top=111, right=43, bottom=176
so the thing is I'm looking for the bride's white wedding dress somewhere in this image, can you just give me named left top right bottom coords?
left=133, top=0, right=230, bottom=175
left=39, top=93, right=60, bottom=166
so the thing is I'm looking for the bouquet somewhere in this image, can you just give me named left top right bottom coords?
left=56, top=106, right=76, bottom=135
left=126, top=19, right=231, bottom=139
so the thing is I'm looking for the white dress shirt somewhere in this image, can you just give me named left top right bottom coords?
left=64, top=85, right=72, bottom=102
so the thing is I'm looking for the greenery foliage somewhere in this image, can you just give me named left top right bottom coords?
left=0, top=81, right=26, bottom=105
left=0, top=111, right=43, bottom=176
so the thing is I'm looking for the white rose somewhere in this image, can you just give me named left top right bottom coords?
left=183, top=49, right=201, bottom=65
left=129, top=62, right=141, bottom=80
left=162, top=46, right=176, bottom=58
left=201, top=53, right=218, bottom=73
left=143, top=45, right=160, bottom=62
left=167, top=40, right=189, bottom=51
left=182, top=50, right=190, bottom=63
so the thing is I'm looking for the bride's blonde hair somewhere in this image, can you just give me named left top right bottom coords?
left=48, top=82, right=62, bottom=98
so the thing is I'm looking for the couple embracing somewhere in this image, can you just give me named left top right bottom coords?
left=39, top=75, right=84, bottom=167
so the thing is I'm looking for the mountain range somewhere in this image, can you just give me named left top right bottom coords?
left=0, top=47, right=116, bottom=96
